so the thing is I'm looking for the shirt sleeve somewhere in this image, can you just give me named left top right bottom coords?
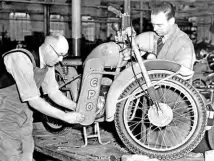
left=4, top=52, right=40, bottom=102
left=173, top=37, right=196, bottom=70
left=41, top=66, right=59, bottom=95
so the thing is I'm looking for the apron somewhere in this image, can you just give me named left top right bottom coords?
left=0, top=48, right=48, bottom=161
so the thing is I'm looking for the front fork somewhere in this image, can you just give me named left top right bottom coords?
left=131, top=39, right=161, bottom=110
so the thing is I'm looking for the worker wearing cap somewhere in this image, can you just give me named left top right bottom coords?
left=0, top=33, right=85, bottom=161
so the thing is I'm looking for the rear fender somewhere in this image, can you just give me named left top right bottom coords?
left=105, top=59, right=190, bottom=122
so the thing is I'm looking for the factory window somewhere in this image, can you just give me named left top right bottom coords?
left=82, top=16, right=95, bottom=41
left=50, top=15, right=65, bottom=35
left=9, top=12, right=31, bottom=41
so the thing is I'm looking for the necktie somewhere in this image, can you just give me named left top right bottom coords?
left=157, top=37, right=164, bottom=55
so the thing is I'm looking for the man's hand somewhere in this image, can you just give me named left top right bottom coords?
left=62, top=112, right=85, bottom=124
left=70, top=102, right=77, bottom=111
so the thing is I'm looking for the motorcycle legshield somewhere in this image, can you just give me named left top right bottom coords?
left=105, top=59, right=183, bottom=122
left=76, top=58, right=104, bottom=126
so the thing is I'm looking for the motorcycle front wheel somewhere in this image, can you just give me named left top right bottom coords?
left=114, top=73, right=207, bottom=160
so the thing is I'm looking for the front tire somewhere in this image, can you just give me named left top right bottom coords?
left=114, top=73, right=207, bottom=160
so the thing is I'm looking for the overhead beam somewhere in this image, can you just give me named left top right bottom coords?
left=104, top=0, right=214, bottom=5
left=1, top=0, right=214, bottom=19
left=0, top=0, right=70, bottom=6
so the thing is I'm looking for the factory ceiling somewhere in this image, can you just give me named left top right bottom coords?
left=103, top=0, right=214, bottom=18
left=0, top=0, right=213, bottom=20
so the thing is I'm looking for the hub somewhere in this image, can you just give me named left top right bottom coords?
left=148, top=103, right=173, bottom=127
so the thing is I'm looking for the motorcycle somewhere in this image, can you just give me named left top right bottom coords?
left=192, top=49, right=214, bottom=88
left=41, top=6, right=209, bottom=161
left=192, top=49, right=214, bottom=150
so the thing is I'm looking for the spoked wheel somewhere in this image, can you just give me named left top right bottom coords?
left=42, top=114, right=71, bottom=135
left=192, top=78, right=206, bottom=88
left=42, top=70, right=72, bottom=135
left=114, top=73, right=207, bottom=160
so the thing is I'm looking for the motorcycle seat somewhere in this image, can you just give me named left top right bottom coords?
left=62, top=57, right=82, bottom=66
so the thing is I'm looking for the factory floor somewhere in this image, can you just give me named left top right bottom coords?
left=33, top=122, right=127, bottom=161
left=33, top=122, right=205, bottom=161
left=34, top=151, right=60, bottom=161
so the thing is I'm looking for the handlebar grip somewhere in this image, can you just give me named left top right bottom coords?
left=108, top=6, right=121, bottom=17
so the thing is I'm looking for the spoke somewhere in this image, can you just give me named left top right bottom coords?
left=156, top=85, right=167, bottom=103
left=127, top=107, right=149, bottom=121
left=154, top=129, right=161, bottom=149
left=162, top=86, right=174, bottom=103
left=129, top=120, right=151, bottom=124
left=173, top=108, right=194, bottom=116
left=158, top=127, right=168, bottom=149
left=134, top=125, right=149, bottom=140
left=147, top=124, right=153, bottom=147
left=139, top=125, right=159, bottom=142
left=174, top=115, right=195, bottom=122
left=172, top=103, right=192, bottom=110
left=128, top=98, right=149, bottom=111
left=173, top=99, right=186, bottom=109
left=128, top=117, right=146, bottom=120
left=174, top=118, right=194, bottom=128
left=167, top=100, right=187, bottom=108
left=128, top=120, right=142, bottom=132
left=170, top=120, right=190, bottom=137
left=140, top=123, right=147, bottom=144
left=158, top=85, right=170, bottom=103
left=173, top=110, right=195, bottom=123
left=167, top=125, right=180, bottom=146
left=171, top=91, right=184, bottom=109
left=164, top=87, right=177, bottom=104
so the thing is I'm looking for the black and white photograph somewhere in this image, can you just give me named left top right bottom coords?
left=0, top=0, right=214, bottom=161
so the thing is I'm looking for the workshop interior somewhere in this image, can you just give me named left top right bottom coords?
left=1, top=0, right=214, bottom=161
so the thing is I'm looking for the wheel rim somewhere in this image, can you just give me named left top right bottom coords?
left=46, top=116, right=64, bottom=129
left=192, top=79, right=206, bottom=88
left=123, top=80, right=198, bottom=151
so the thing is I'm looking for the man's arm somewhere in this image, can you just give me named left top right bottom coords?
left=29, top=97, right=65, bottom=119
left=174, top=39, right=195, bottom=70
left=48, top=90, right=77, bottom=111
left=28, top=97, right=84, bottom=123
left=41, top=67, right=77, bottom=111
left=4, top=52, right=84, bottom=123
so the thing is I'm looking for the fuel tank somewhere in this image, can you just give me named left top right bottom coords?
left=135, top=31, right=157, bottom=53
left=84, top=42, right=121, bottom=68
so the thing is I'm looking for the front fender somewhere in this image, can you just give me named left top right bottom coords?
left=106, top=59, right=184, bottom=122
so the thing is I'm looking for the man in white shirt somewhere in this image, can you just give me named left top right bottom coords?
left=0, top=33, right=85, bottom=161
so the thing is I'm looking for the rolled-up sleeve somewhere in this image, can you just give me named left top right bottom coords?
left=4, top=52, right=40, bottom=102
